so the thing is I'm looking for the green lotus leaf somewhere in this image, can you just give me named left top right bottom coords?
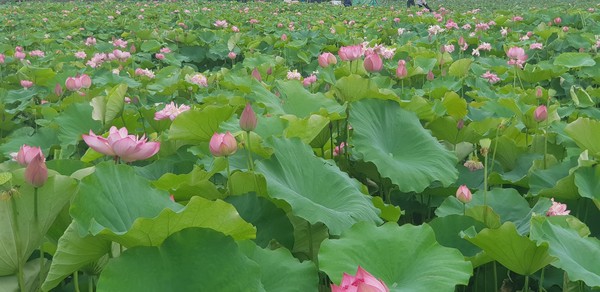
left=0, top=172, right=77, bottom=276
left=333, top=74, right=399, bottom=103
left=256, top=137, right=381, bottom=235
left=168, top=105, right=235, bottom=143
left=449, top=58, right=473, bottom=77
left=554, top=52, right=596, bottom=68
left=96, top=228, right=264, bottom=292
left=319, top=222, right=472, bottom=291
left=276, top=80, right=346, bottom=118
left=574, top=165, right=600, bottom=208
left=564, top=118, right=600, bottom=159
left=350, top=99, right=458, bottom=193
left=90, top=83, right=127, bottom=126
left=462, top=222, right=555, bottom=275
left=42, top=222, right=111, bottom=291
left=530, top=215, right=600, bottom=287
left=429, top=215, right=486, bottom=257
left=152, top=165, right=223, bottom=200
left=55, top=102, right=102, bottom=146
left=239, top=241, right=318, bottom=292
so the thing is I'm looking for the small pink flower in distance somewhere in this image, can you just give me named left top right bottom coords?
left=29, top=50, right=45, bottom=58
left=214, top=20, right=228, bottom=28
left=445, top=19, right=459, bottom=30
left=303, top=74, right=317, bottom=87
left=287, top=70, right=302, bottom=80
left=512, top=15, right=523, bottom=21
left=426, top=70, right=435, bottom=81
left=481, top=71, right=500, bottom=84
left=55, top=83, right=63, bottom=96
left=396, top=60, right=408, bottom=79
left=112, top=38, right=128, bottom=48
left=443, top=44, right=455, bottom=53
left=155, top=53, right=165, bottom=60
left=160, top=47, right=171, bottom=54
left=188, top=73, right=208, bottom=87
left=281, top=34, right=288, bottom=41
left=380, top=47, right=396, bottom=60
left=154, top=102, right=191, bottom=121
left=501, top=27, right=509, bottom=37
left=14, top=51, right=26, bottom=60
left=507, top=47, right=527, bottom=68
left=0, top=54, right=5, bottom=64
left=477, top=42, right=492, bottom=51
left=85, top=37, right=97, bottom=46
left=534, top=105, right=548, bottom=122
left=393, top=17, right=400, bottom=23
left=20, top=80, right=33, bottom=89
left=530, top=43, right=543, bottom=50
left=333, top=142, right=346, bottom=157
left=249, top=19, right=259, bottom=24
left=536, top=87, right=543, bottom=98
left=546, top=198, right=570, bottom=216
left=74, top=51, right=87, bottom=59
left=462, top=23, right=471, bottom=30
left=231, top=26, right=239, bottom=32
left=251, top=68, right=262, bottom=82
left=331, top=266, right=389, bottom=292
left=553, top=17, right=561, bottom=25
left=456, top=185, right=472, bottom=203
left=228, top=52, right=237, bottom=59
left=209, top=132, right=237, bottom=157
left=562, top=26, right=569, bottom=32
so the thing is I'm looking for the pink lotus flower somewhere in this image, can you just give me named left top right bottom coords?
left=160, top=47, right=171, bottom=54
left=331, top=266, right=389, bottom=292
left=363, top=53, right=383, bottom=73
left=534, top=105, right=548, bottom=122
left=65, top=76, right=82, bottom=91
left=287, top=70, right=302, bottom=80
left=396, top=60, right=408, bottom=79
left=251, top=68, right=262, bottom=82
left=82, top=126, right=160, bottom=162
left=239, top=103, right=258, bottom=132
left=562, top=26, right=569, bottom=32
left=530, top=43, right=543, bottom=50
left=85, top=37, right=97, bottom=46
left=303, top=74, right=317, bottom=87
left=0, top=54, right=5, bottom=64
left=338, top=45, right=363, bottom=62
left=112, top=38, right=128, bottom=48
left=14, top=51, right=26, bottom=60
left=188, top=73, right=208, bottom=87
left=426, top=70, right=435, bottom=81
left=15, top=145, right=44, bottom=166
left=231, top=26, right=239, bottom=32
left=456, top=185, right=472, bottom=203
left=25, top=151, right=48, bottom=188
left=135, top=68, right=155, bottom=79
left=154, top=102, right=191, bottom=121
left=20, top=80, right=33, bottom=89
left=318, top=52, right=337, bottom=68
left=481, top=71, right=500, bottom=84
left=333, top=142, right=346, bottom=157
left=553, top=17, right=561, bottom=25
left=228, top=51, right=237, bottom=59
left=281, top=34, right=288, bottom=41
left=209, top=132, right=237, bottom=157
left=546, top=198, right=570, bottom=216
left=74, top=51, right=87, bottom=59
left=155, top=53, right=165, bottom=60
left=55, top=83, right=63, bottom=96
left=536, top=87, right=543, bottom=98
left=29, top=50, right=45, bottom=58
left=506, top=47, right=527, bottom=68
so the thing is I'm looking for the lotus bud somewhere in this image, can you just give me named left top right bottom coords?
left=426, top=70, right=435, bottom=81
left=534, top=105, right=548, bottom=122
left=363, top=53, right=383, bottom=73
left=456, top=185, right=472, bottom=203
left=228, top=51, right=236, bottom=59
left=209, top=132, right=238, bottom=157
left=396, top=60, right=408, bottom=79
left=251, top=68, right=262, bottom=82
left=79, top=74, right=92, bottom=89
left=24, top=152, right=48, bottom=188
left=54, top=83, right=63, bottom=96
left=535, top=87, right=543, bottom=98
left=239, top=103, right=258, bottom=132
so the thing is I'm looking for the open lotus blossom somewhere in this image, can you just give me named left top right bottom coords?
left=187, top=73, right=208, bottom=87
left=209, top=132, right=237, bottom=157
left=530, top=43, right=543, bottom=50
left=135, top=68, right=155, bottom=79
left=14, top=144, right=44, bottom=166
left=214, top=20, right=228, bottom=28
left=456, top=185, right=472, bottom=203
left=331, top=266, right=389, bottom=292
left=546, top=198, right=570, bottom=216
left=303, top=74, right=318, bottom=87
left=506, top=46, right=528, bottom=68
left=481, top=71, right=501, bottom=84
left=338, top=45, right=363, bottom=61
left=333, top=142, right=346, bottom=157
left=287, top=70, right=302, bottom=80
left=82, top=126, right=160, bottom=162
left=20, top=80, right=33, bottom=89
left=154, top=102, right=191, bottom=121
left=29, top=50, right=45, bottom=58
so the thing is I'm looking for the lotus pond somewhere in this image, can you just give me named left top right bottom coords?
left=1, top=1, right=600, bottom=291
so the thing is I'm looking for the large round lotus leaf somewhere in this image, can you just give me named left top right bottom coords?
left=553, top=52, right=596, bottom=68
left=256, top=137, right=382, bottom=235
left=429, top=215, right=486, bottom=257
left=238, top=241, right=318, bottom=292
left=564, top=118, right=600, bottom=159
left=96, top=228, right=264, bottom=292
left=574, top=165, right=600, bottom=209
left=70, top=162, right=182, bottom=237
left=349, top=99, right=458, bottom=193
left=0, top=171, right=77, bottom=276
left=168, top=105, right=235, bottom=143
left=462, top=222, right=555, bottom=276
left=530, top=216, right=600, bottom=287
left=319, top=222, right=472, bottom=292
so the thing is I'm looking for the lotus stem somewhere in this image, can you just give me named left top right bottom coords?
left=89, top=275, right=94, bottom=292
left=245, top=131, right=255, bottom=171
left=226, top=157, right=233, bottom=195
left=543, top=121, right=548, bottom=170
left=493, top=261, right=498, bottom=292
left=74, top=271, right=80, bottom=292
left=34, top=187, right=39, bottom=225
left=483, top=152, right=489, bottom=226
left=523, top=275, right=530, bottom=292
left=539, top=267, right=545, bottom=292
left=9, top=197, right=26, bottom=291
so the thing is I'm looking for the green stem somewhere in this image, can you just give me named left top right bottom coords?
left=88, top=275, right=94, bottom=292
left=463, top=203, right=466, bottom=216
left=10, top=198, right=26, bottom=291
left=34, top=187, right=39, bottom=226
left=307, top=221, right=317, bottom=268
left=539, top=267, right=545, bottom=292
left=523, top=274, right=530, bottom=292
left=543, top=121, right=548, bottom=169
left=74, top=271, right=80, bottom=292
left=245, top=131, right=255, bottom=171
left=226, top=157, right=232, bottom=195
left=493, top=261, right=498, bottom=292
left=483, top=152, right=489, bottom=226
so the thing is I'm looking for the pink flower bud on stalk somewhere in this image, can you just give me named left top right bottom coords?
left=338, top=45, right=363, bottom=61
left=209, top=132, right=237, bottom=157
left=54, top=83, right=63, bottom=96
left=25, top=152, right=48, bottom=188
left=536, top=87, right=543, bottom=98
left=426, top=70, right=435, bottom=81
left=239, top=103, right=258, bottom=132
left=363, top=53, right=383, bottom=73
left=396, top=60, right=408, bottom=79
left=251, top=68, right=262, bottom=81
left=331, top=266, right=389, bottom=292
left=318, top=52, right=337, bottom=68
left=20, top=80, right=33, bottom=89
left=534, top=105, right=548, bottom=122
left=456, top=185, right=472, bottom=203
left=228, top=51, right=236, bottom=60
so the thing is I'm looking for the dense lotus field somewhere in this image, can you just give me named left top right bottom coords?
left=1, top=0, right=600, bottom=291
